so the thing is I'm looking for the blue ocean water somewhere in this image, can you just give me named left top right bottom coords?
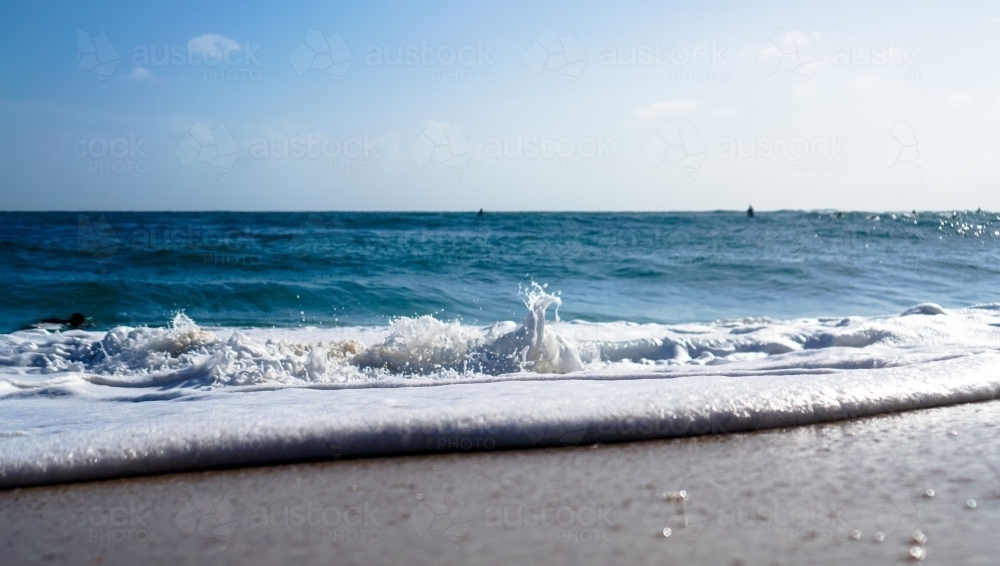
left=2, top=210, right=999, bottom=330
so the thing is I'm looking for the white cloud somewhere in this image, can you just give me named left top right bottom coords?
left=945, top=94, right=974, bottom=108
left=187, top=33, right=241, bottom=59
left=129, top=67, right=154, bottom=81
left=633, top=100, right=700, bottom=120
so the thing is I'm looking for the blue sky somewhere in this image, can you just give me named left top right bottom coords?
left=1, top=0, right=998, bottom=211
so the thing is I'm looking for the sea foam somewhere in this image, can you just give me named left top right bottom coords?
left=2, top=293, right=1000, bottom=488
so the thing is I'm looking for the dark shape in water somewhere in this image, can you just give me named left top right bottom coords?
left=477, top=208, right=484, bottom=217
left=747, top=205, right=754, bottom=218
left=35, top=313, right=86, bottom=329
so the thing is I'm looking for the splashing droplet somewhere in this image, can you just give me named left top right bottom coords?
left=909, top=546, right=926, bottom=560
left=850, top=530, right=862, bottom=540
left=966, top=499, right=977, bottom=509
left=874, top=532, right=886, bottom=542
left=661, top=527, right=672, bottom=538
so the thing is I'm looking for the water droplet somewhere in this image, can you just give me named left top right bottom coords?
left=874, top=532, right=886, bottom=542
left=966, top=499, right=977, bottom=509
left=416, top=493, right=424, bottom=500
left=912, top=530, right=926, bottom=544
left=924, top=489, right=935, bottom=497
left=909, top=546, right=926, bottom=560
left=850, top=530, right=862, bottom=540
left=949, top=430, right=958, bottom=436
left=351, top=485, right=358, bottom=491
left=661, top=527, right=672, bottom=538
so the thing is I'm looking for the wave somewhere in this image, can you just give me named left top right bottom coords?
left=3, top=288, right=1000, bottom=488
left=2, top=285, right=1000, bottom=393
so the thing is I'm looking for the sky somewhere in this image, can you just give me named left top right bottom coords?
left=0, top=0, right=998, bottom=211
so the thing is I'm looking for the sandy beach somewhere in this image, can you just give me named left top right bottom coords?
left=3, top=399, right=998, bottom=565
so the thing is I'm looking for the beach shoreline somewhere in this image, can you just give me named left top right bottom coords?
left=3, top=399, right=998, bottom=565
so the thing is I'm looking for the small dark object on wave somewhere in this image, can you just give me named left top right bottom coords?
left=37, top=313, right=86, bottom=329
left=477, top=208, right=484, bottom=217
left=747, top=205, right=754, bottom=218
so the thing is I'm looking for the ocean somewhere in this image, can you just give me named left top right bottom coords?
left=3, top=210, right=1000, bottom=487
left=5, top=210, right=1000, bottom=328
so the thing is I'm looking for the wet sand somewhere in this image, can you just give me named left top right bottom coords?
left=3, top=400, right=999, bottom=565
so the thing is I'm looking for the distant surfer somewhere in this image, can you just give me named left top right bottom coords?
left=747, top=205, right=754, bottom=218
left=836, top=211, right=843, bottom=218
left=31, top=313, right=86, bottom=329
left=477, top=208, right=484, bottom=217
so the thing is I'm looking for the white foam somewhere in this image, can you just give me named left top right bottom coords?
left=3, top=300, right=1000, bottom=488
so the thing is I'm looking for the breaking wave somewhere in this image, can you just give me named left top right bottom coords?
left=4, top=287, right=1000, bottom=489
left=2, top=284, right=1000, bottom=393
